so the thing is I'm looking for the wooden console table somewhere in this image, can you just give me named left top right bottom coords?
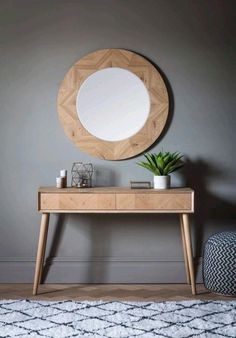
left=33, top=187, right=195, bottom=295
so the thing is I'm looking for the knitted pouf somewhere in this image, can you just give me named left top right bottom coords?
left=203, top=231, right=236, bottom=296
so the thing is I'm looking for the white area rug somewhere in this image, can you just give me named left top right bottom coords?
left=0, top=299, right=235, bottom=337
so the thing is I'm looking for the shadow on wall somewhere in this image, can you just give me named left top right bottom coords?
left=42, top=214, right=67, bottom=283
left=139, top=53, right=175, bottom=150
left=183, top=158, right=236, bottom=257
left=94, top=165, right=120, bottom=187
left=41, top=213, right=116, bottom=283
left=41, top=212, right=177, bottom=283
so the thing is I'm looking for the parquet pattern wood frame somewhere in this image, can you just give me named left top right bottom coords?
left=57, top=49, right=169, bottom=160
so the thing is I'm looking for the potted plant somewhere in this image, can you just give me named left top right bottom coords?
left=137, top=151, right=184, bottom=189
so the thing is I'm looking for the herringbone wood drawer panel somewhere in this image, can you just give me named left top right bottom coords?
left=116, top=194, right=192, bottom=210
left=40, top=194, right=115, bottom=210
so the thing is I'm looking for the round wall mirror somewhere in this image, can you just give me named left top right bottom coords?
left=58, top=49, right=169, bottom=160
left=76, top=67, right=150, bottom=142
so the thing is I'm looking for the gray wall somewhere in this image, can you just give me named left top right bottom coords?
left=0, top=0, right=235, bottom=283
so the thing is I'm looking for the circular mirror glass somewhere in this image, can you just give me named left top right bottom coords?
left=76, top=67, right=150, bottom=142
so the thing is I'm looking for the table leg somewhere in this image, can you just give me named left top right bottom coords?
left=38, top=214, right=50, bottom=284
left=179, top=214, right=190, bottom=284
left=181, top=213, right=196, bottom=295
left=33, top=213, right=50, bottom=295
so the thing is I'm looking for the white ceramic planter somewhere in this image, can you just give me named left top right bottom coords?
left=154, top=175, right=170, bottom=189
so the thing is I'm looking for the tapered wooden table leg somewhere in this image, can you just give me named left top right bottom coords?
left=33, top=213, right=50, bottom=295
left=181, top=213, right=196, bottom=295
left=38, top=214, right=50, bottom=284
left=179, top=214, right=190, bottom=284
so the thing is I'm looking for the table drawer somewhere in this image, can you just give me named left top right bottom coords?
left=40, top=193, right=115, bottom=210
left=116, top=193, right=193, bottom=211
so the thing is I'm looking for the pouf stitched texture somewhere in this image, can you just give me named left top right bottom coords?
left=203, top=231, right=236, bottom=296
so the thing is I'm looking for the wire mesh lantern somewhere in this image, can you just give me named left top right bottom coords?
left=71, top=162, right=94, bottom=188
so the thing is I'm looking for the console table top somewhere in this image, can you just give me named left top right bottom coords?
left=39, top=187, right=193, bottom=194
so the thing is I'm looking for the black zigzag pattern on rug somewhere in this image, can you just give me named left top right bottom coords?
left=0, top=299, right=235, bottom=338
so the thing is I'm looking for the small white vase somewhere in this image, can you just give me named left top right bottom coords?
left=153, top=175, right=170, bottom=189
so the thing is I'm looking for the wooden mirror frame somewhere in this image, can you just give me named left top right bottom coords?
left=57, top=49, right=169, bottom=160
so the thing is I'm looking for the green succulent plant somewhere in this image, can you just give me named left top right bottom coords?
left=137, top=151, right=184, bottom=176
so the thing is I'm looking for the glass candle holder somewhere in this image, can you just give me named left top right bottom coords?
left=71, top=162, right=94, bottom=188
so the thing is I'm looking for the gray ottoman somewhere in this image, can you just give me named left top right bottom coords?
left=203, top=231, right=236, bottom=296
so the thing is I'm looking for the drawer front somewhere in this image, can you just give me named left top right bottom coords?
left=116, top=193, right=192, bottom=211
left=40, top=193, right=115, bottom=210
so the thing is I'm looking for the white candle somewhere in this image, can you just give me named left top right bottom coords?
left=56, top=177, right=64, bottom=189
left=60, top=169, right=67, bottom=177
